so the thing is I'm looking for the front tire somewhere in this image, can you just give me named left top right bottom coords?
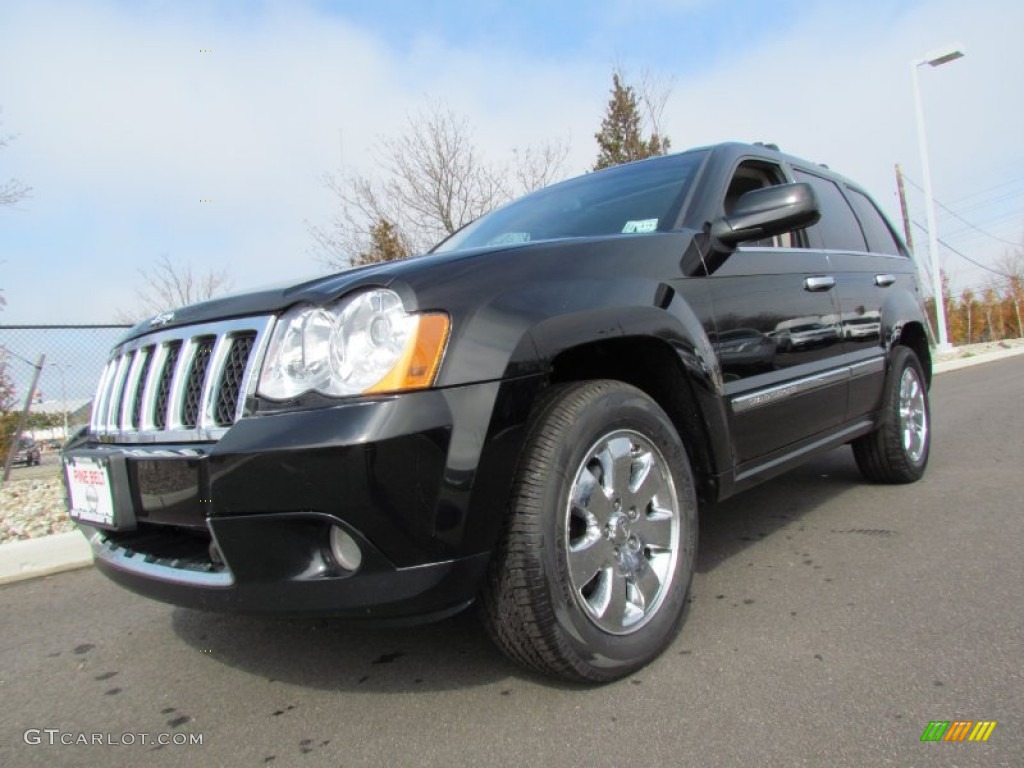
left=481, top=380, right=698, bottom=683
left=852, top=346, right=930, bottom=483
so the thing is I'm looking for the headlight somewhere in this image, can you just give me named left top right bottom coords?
left=257, top=289, right=449, bottom=400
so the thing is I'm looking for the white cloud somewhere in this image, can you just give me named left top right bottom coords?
left=661, top=0, right=1024, bottom=289
left=0, top=0, right=1020, bottom=326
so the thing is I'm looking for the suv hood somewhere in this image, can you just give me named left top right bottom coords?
left=119, top=249, right=498, bottom=343
left=117, top=234, right=581, bottom=342
left=118, top=233, right=692, bottom=345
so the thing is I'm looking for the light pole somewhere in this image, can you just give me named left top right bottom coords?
left=50, top=363, right=70, bottom=440
left=912, top=43, right=964, bottom=352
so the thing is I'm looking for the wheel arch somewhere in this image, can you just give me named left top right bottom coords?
left=880, top=287, right=933, bottom=389
left=893, top=321, right=932, bottom=388
left=547, top=334, right=725, bottom=503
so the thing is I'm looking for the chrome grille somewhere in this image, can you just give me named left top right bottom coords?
left=90, top=316, right=274, bottom=442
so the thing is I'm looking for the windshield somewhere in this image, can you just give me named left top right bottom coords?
left=432, top=150, right=707, bottom=254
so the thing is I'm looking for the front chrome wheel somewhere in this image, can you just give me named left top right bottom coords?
left=566, top=430, right=680, bottom=635
left=481, top=380, right=697, bottom=682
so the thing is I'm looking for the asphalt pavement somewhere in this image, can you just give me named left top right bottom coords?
left=1, top=357, right=1021, bottom=767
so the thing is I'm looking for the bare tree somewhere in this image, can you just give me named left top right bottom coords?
left=117, top=254, right=234, bottom=323
left=0, top=109, right=32, bottom=209
left=311, top=103, right=570, bottom=271
left=635, top=68, right=675, bottom=149
left=309, top=163, right=418, bottom=267
left=0, top=349, right=16, bottom=413
left=996, top=246, right=1024, bottom=337
left=509, top=138, right=572, bottom=194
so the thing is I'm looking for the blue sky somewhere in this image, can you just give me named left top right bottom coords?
left=1, top=0, right=1022, bottom=346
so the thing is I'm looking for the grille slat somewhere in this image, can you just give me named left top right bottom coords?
left=107, top=355, right=133, bottom=431
left=90, top=360, right=117, bottom=433
left=130, top=347, right=154, bottom=428
left=153, top=342, right=182, bottom=430
left=216, top=334, right=256, bottom=426
left=90, top=317, right=273, bottom=443
left=181, top=336, right=215, bottom=428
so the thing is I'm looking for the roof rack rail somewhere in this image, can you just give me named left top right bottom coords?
left=753, top=142, right=780, bottom=151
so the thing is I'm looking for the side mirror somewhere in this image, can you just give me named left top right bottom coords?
left=710, top=182, right=820, bottom=247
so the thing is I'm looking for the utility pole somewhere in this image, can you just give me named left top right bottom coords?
left=2, top=353, right=45, bottom=483
left=894, top=164, right=914, bottom=255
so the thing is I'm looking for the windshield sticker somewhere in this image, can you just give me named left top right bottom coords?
left=622, top=219, right=658, bottom=234
left=487, top=232, right=531, bottom=246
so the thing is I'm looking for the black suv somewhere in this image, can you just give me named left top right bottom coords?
left=64, top=142, right=931, bottom=682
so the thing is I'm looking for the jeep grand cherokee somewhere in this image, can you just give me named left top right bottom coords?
left=64, top=142, right=932, bottom=682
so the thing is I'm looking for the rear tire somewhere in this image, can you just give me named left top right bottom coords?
left=852, top=346, right=930, bottom=484
left=481, top=380, right=698, bottom=683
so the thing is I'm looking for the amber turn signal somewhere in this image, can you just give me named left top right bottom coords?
left=365, top=313, right=450, bottom=394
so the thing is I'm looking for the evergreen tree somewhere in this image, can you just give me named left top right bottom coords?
left=593, top=73, right=670, bottom=170
left=354, top=218, right=410, bottom=266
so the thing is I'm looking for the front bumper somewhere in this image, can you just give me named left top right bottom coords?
left=63, top=379, right=536, bottom=621
left=81, top=519, right=490, bottom=621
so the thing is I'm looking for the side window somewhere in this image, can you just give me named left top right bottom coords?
left=845, top=187, right=904, bottom=256
left=724, top=160, right=793, bottom=248
left=791, top=169, right=867, bottom=252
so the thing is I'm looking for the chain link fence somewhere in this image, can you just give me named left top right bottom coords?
left=0, top=325, right=130, bottom=444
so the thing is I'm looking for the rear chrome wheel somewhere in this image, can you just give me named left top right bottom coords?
left=898, top=367, right=928, bottom=464
left=853, top=346, right=930, bottom=484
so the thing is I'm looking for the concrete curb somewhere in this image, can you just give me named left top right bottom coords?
left=932, top=343, right=1024, bottom=374
left=0, top=530, right=93, bottom=586
left=2, top=344, right=1023, bottom=587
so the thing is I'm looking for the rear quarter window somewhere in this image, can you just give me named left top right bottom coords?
left=792, top=169, right=867, bottom=253
left=844, top=187, right=905, bottom=257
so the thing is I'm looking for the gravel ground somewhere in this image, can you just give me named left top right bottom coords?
left=0, top=473, right=73, bottom=544
left=2, top=338, right=1021, bottom=546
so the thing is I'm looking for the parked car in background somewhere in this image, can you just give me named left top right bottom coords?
left=12, top=437, right=42, bottom=466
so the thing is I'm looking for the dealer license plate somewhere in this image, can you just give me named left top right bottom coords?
left=66, top=457, right=116, bottom=528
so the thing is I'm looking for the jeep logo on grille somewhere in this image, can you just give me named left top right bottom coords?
left=149, top=311, right=175, bottom=327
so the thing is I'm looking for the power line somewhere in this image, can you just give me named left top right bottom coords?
left=911, top=219, right=1014, bottom=278
left=952, top=279, right=1019, bottom=295
left=926, top=172, right=1024, bottom=207
left=944, top=174, right=1024, bottom=209
left=904, top=175, right=1022, bottom=247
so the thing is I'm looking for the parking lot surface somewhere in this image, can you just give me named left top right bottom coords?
left=1, top=358, right=1021, bottom=767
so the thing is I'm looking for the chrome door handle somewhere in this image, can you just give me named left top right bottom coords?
left=804, top=276, right=836, bottom=292
left=874, top=273, right=896, bottom=287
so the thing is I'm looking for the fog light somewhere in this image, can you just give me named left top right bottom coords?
left=329, top=525, right=363, bottom=572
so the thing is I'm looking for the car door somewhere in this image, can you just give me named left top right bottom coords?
left=790, top=168, right=901, bottom=421
left=834, top=184, right=918, bottom=419
left=707, top=158, right=845, bottom=464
